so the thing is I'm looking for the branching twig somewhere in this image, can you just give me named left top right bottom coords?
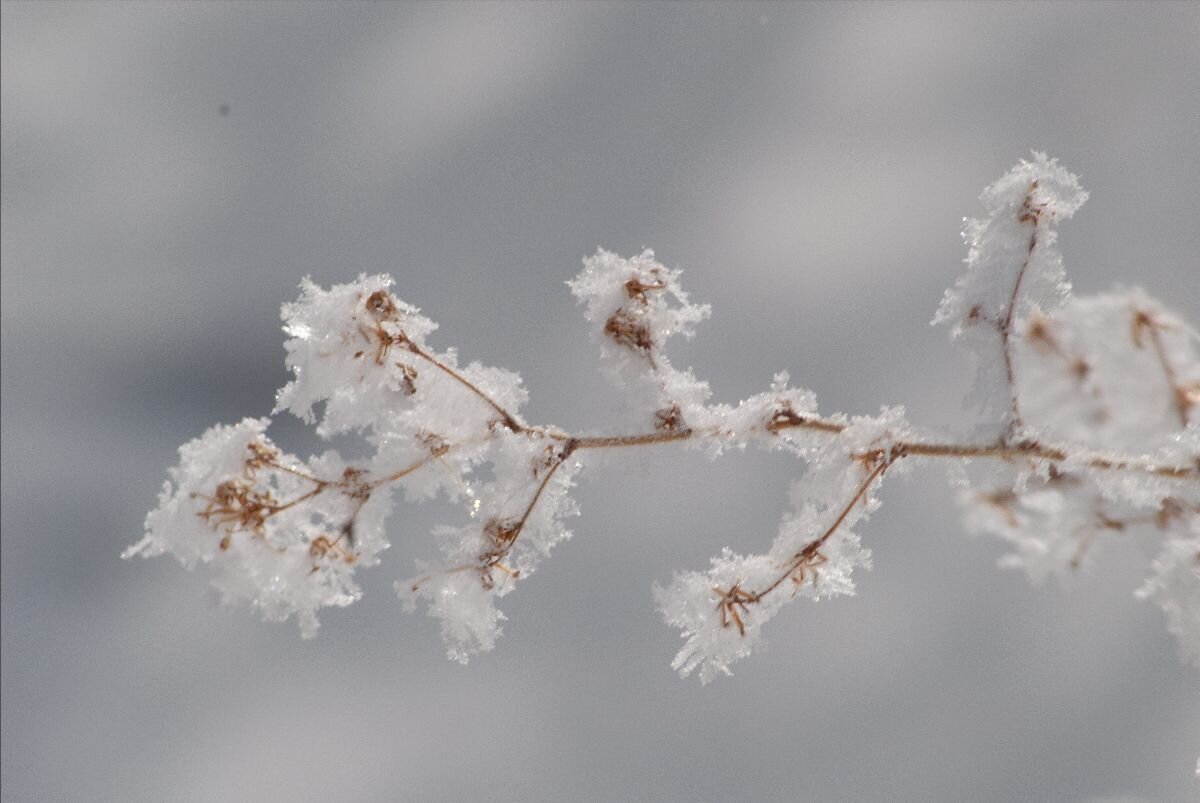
left=998, top=183, right=1045, bottom=433
left=140, top=157, right=1200, bottom=677
left=1133, top=307, right=1197, bottom=429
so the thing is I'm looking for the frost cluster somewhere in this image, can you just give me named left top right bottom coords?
left=934, top=152, right=1088, bottom=427
left=655, top=408, right=912, bottom=681
left=939, top=155, right=1199, bottom=665
left=132, top=154, right=1199, bottom=681
left=127, top=418, right=391, bottom=637
left=567, top=249, right=719, bottom=433
left=133, top=276, right=573, bottom=659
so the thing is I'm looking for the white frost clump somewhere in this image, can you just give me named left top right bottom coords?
left=655, top=550, right=789, bottom=684
left=1014, top=289, right=1200, bottom=450
left=934, top=152, right=1088, bottom=425
left=275, top=274, right=437, bottom=436
left=958, top=459, right=1102, bottom=584
left=130, top=275, right=562, bottom=648
left=398, top=433, right=583, bottom=663
left=656, top=408, right=910, bottom=682
left=132, top=155, right=1200, bottom=687
left=568, top=249, right=719, bottom=433
left=717, top=371, right=824, bottom=457
left=129, top=418, right=390, bottom=637
left=938, top=158, right=1200, bottom=664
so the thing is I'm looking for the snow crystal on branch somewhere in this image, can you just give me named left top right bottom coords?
left=656, top=407, right=912, bottom=682
left=1015, top=289, right=1199, bottom=449
left=131, top=155, right=1200, bottom=690
left=129, top=418, right=390, bottom=637
left=398, top=433, right=583, bottom=663
left=935, top=152, right=1087, bottom=331
left=275, top=274, right=436, bottom=435
left=933, top=159, right=1198, bottom=663
left=934, top=152, right=1088, bottom=429
left=568, top=249, right=719, bottom=434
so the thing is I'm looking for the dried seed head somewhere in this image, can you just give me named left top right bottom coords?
left=604, top=308, right=654, bottom=356
left=624, top=274, right=666, bottom=303
left=1026, top=313, right=1060, bottom=355
left=365, top=290, right=398, bottom=320
left=654, top=404, right=686, bottom=433
left=398, top=363, right=418, bottom=395
left=766, top=404, right=804, bottom=433
left=1017, top=181, right=1043, bottom=224
left=484, top=518, right=521, bottom=547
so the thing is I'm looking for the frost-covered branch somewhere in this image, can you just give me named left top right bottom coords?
left=129, top=154, right=1199, bottom=683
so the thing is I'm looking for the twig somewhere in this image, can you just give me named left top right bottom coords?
left=756, top=453, right=894, bottom=602
left=995, top=182, right=1044, bottom=436
left=370, top=445, right=452, bottom=488
left=405, top=340, right=527, bottom=433
left=1134, top=308, right=1196, bottom=428
left=562, top=416, right=1199, bottom=481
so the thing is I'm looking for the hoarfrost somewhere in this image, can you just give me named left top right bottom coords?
left=131, top=156, right=1200, bottom=684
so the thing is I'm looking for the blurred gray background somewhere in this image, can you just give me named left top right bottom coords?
left=3, top=2, right=1198, bottom=800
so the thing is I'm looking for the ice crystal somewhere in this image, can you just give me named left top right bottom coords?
left=131, top=155, right=1200, bottom=685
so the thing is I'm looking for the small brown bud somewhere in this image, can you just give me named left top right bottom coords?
left=604, top=308, right=654, bottom=356
left=1131, top=309, right=1153, bottom=348
left=365, top=290, right=397, bottom=320
left=624, top=275, right=666, bottom=303
left=484, top=518, right=520, bottom=547
left=398, top=363, right=418, bottom=395
left=654, top=404, right=686, bottom=433
left=766, top=405, right=803, bottom=433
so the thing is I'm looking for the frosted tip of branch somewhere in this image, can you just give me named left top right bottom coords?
left=567, top=248, right=711, bottom=355
left=979, top=151, right=1088, bottom=220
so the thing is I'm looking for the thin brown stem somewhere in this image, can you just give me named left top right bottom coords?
left=413, top=438, right=580, bottom=590
left=572, top=430, right=694, bottom=449
left=485, top=439, right=579, bottom=564
left=360, top=408, right=1197, bottom=565
left=895, top=440, right=1194, bottom=478
left=995, top=183, right=1044, bottom=435
left=713, top=454, right=895, bottom=633
left=565, top=415, right=1198, bottom=481
left=754, top=454, right=894, bottom=603
left=332, top=493, right=371, bottom=550
left=406, top=341, right=526, bottom=433
left=267, top=484, right=328, bottom=515
left=262, top=459, right=326, bottom=485
left=370, top=445, right=452, bottom=489
left=1135, top=309, right=1195, bottom=429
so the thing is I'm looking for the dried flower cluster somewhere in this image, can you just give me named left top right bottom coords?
left=129, top=154, right=1199, bottom=681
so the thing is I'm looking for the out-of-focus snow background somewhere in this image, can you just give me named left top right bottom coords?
left=3, top=2, right=1197, bottom=800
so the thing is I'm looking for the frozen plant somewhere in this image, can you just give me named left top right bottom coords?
left=129, top=154, right=1199, bottom=683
